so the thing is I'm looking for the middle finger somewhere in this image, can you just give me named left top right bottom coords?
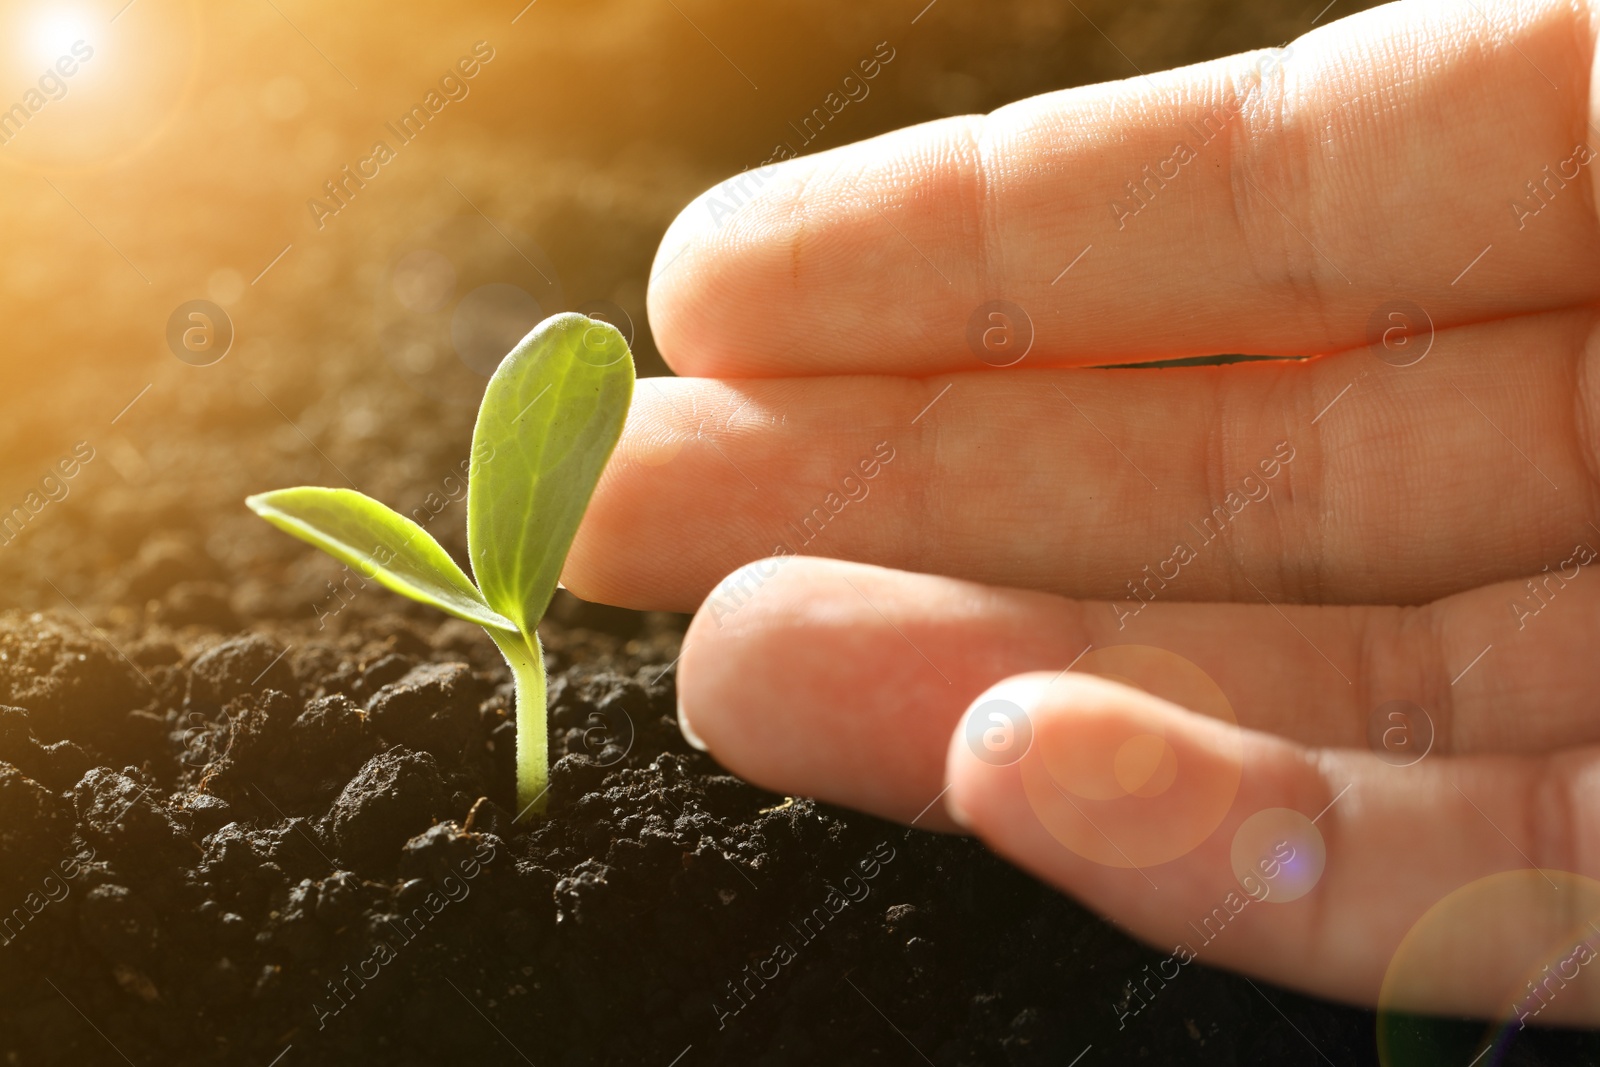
left=566, top=309, right=1600, bottom=612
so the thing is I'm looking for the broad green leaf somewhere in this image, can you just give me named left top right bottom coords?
left=246, top=487, right=516, bottom=634
left=467, top=312, right=634, bottom=633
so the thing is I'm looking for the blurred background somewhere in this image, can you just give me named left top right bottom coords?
left=0, top=0, right=1382, bottom=629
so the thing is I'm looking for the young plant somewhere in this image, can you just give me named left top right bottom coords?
left=246, top=313, right=634, bottom=820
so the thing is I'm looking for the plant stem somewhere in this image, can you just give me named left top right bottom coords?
left=492, top=629, right=548, bottom=820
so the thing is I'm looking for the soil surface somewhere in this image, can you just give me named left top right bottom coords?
left=0, top=607, right=1596, bottom=1066
left=3, top=0, right=1598, bottom=1063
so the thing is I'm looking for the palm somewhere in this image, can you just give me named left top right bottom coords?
left=566, top=0, right=1600, bottom=1020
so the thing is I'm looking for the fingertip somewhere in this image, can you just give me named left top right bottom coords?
left=671, top=558, right=796, bottom=761
left=645, top=204, right=706, bottom=374
left=648, top=171, right=781, bottom=378
left=946, top=663, right=1251, bottom=884
left=674, top=556, right=1000, bottom=825
left=675, top=691, right=709, bottom=752
left=645, top=143, right=894, bottom=378
left=673, top=595, right=718, bottom=753
left=944, top=671, right=1058, bottom=834
left=941, top=787, right=971, bottom=831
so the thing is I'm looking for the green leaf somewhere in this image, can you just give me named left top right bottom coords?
left=467, top=312, right=634, bottom=633
left=246, top=487, right=516, bottom=634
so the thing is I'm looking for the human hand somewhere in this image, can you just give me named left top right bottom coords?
left=565, top=0, right=1600, bottom=1024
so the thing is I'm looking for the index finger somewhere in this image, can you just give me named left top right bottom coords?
left=649, top=0, right=1600, bottom=378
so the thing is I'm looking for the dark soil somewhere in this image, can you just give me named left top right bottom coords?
left=0, top=604, right=1594, bottom=1066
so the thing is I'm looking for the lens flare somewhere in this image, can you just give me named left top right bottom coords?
left=28, top=11, right=89, bottom=64
left=1019, top=645, right=1241, bottom=869
left=1230, top=807, right=1325, bottom=903
left=1378, top=870, right=1600, bottom=1065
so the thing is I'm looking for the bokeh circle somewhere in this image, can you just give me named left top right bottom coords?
left=451, top=283, right=543, bottom=376
left=392, top=249, right=456, bottom=313
left=374, top=216, right=562, bottom=407
left=1378, top=869, right=1600, bottom=1065
left=1230, top=807, right=1326, bottom=903
left=1019, top=645, right=1241, bottom=869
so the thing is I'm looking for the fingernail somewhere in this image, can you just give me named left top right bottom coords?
left=676, top=695, right=709, bottom=752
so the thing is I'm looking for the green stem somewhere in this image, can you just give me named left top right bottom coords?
left=492, top=629, right=548, bottom=820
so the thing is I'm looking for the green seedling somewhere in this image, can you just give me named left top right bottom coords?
left=246, top=313, right=634, bottom=820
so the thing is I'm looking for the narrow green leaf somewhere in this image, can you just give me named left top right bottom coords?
left=246, top=487, right=516, bottom=634
left=467, top=312, right=634, bottom=633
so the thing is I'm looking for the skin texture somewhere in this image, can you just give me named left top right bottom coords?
left=563, top=0, right=1600, bottom=1020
